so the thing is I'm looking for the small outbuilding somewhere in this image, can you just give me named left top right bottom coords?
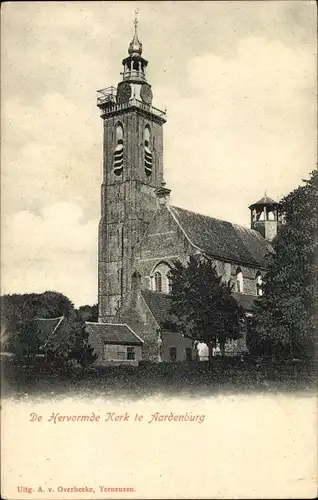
left=85, top=322, right=143, bottom=366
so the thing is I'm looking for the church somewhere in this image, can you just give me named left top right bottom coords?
left=85, top=18, right=281, bottom=365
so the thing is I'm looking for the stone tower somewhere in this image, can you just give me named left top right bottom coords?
left=97, top=15, right=166, bottom=322
left=249, top=194, right=282, bottom=241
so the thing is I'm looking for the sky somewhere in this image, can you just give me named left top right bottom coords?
left=1, top=1, right=317, bottom=307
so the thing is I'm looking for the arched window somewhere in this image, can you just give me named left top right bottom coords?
left=256, top=272, right=263, bottom=296
left=154, top=271, right=162, bottom=292
left=236, top=268, right=244, bottom=293
left=113, top=123, right=124, bottom=176
left=151, top=262, right=173, bottom=293
left=144, top=126, right=153, bottom=176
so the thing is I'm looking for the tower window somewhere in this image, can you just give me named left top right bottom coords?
left=113, top=123, right=124, bottom=176
left=236, top=268, right=244, bottom=293
left=256, top=272, right=263, bottom=296
left=144, top=126, right=153, bottom=176
left=154, top=271, right=162, bottom=292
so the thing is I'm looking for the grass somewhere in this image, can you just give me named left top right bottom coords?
left=2, top=357, right=316, bottom=400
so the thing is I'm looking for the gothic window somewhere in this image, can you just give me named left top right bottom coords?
left=154, top=271, right=162, bottom=292
left=151, top=262, right=173, bottom=293
left=236, top=268, right=244, bottom=293
left=256, top=272, right=263, bottom=296
left=144, top=126, right=153, bottom=176
left=113, top=123, right=124, bottom=176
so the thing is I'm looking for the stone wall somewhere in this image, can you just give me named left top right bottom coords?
left=135, top=205, right=263, bottom=297
left=87, top=329, right=142, bottom=366
left=98, top=107, right=165, bottom=322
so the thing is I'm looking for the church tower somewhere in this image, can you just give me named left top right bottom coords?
left=97, top=15, right=166, bottom=322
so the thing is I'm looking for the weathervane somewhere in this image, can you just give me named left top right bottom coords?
left=134, top=8, right=139, bottom=28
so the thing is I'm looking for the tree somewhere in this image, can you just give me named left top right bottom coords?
left=43, top=313, right=97, bottom=370
left=169, top=256, right=244, bottom=359
left=8, top=319, right=43, bottom=371
left=254, top=170, right=318, bottom=360
left=77, top=304, right=98, bottom=323
left=1, top=291, right=74, bottom=331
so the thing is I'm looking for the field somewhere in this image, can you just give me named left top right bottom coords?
left=2, top=357, right=316, bottom=400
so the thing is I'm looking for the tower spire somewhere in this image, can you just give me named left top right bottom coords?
left=128, top=9, right=142, bottom=55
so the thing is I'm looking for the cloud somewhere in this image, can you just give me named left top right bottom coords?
left=156, top=36, right=316, bottom=223
left=1, top=2, right=316, bottom=305
left=2, top=203, right=98, bottom=306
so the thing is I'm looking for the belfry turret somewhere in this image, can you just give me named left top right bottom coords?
left=97, top=14, right=167, bottom=322
left=249, top=193, right=282, bottom=241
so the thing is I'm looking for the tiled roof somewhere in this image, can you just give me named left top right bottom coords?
left=141, top=289, right=176, bottom=327
left=35, top=317, right=63, bottom=336
left=35, top=316, right=64, bottom=346
left=85, top=322, right=143, bottom=345
left=169, top=206, right=273, bottom=267
left=232, top=292, right=257, bottom=311
left=249, top=195, right=278, bottom=208
left=142, top=289, right=257, bottom=325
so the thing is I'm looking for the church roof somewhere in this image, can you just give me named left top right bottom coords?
left=169, top=206, right=273, bottom=268
left=141, top=290, right=176, bottom=327
left=231, top=292, right=257, bottom=312
left=141, top=289, right=257, bottom=327
left=85, top=322, right=143, bottom=346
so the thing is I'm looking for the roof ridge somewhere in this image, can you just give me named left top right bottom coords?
left=123, top=324, right=144, bottom=343
left=85, top=321, right=131, bottom=326
left=139, top=291, right=160, bottom=327
left=42, top=316, right=64, bottom=348
left=36, top=316, right=64, bottom=321
left=168, top=205, right=203, bottom=253
left=141, top=289, right=171, bottom=298
left=172, top=205, right=253, bottom=232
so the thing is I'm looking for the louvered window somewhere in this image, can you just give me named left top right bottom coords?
left=113, top=124, right=124, bottom=176
left=144, top=126, right=153, bottom=176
